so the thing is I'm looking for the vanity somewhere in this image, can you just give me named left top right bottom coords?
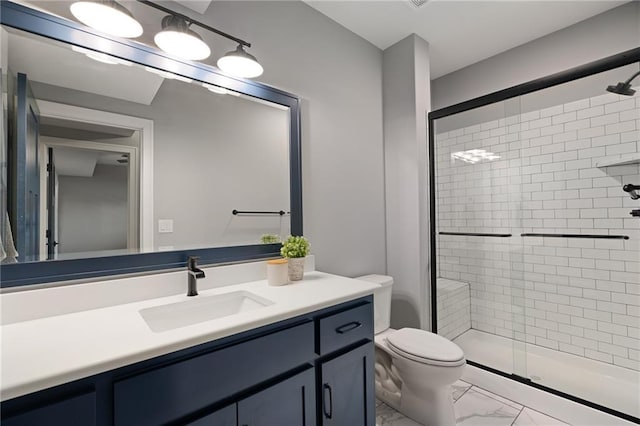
left=1, top=264, right=378, bottom=425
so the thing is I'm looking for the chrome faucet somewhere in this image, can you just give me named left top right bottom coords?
left=187, top=256, right=205, bottom=297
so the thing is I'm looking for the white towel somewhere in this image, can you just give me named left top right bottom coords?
left=1, top=211, right=18, bottom=263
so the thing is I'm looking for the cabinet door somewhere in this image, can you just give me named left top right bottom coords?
left=320, top=342, right=375, bottom=426
left=237, top=368, right=316, bottom=426
left=187, top=404, right=236, bottom=426
left=2, top=391, right=96, bottom=426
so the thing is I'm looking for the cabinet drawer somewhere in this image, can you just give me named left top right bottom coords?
left=114, top=321, right=314, bottom=426
left=318, top=302, right=373, bottom=355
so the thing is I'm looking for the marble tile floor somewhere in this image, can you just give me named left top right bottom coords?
left=376, top=380, right=571, bottom=426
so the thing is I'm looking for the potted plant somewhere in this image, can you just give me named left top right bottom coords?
left=280, top=235, right=309, bottom=281
left=260, top=234, right=281, bottom=244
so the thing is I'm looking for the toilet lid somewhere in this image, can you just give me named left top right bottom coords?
left=386, top=328, right=465, bottom=365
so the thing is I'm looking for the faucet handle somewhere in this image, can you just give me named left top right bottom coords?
left=187, top=256, right=201, bottom=269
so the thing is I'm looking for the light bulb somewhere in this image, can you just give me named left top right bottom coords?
left=70, top=1, right=143, bottom=38
left=217, top=45, right=263, bottom=79
left=154, top=16, right=210, bottom=61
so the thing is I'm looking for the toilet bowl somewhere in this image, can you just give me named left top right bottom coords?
left=357, top=275, right=465, bottom=426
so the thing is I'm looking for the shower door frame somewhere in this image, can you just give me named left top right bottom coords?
left=428, top=46, right=640, bottom=424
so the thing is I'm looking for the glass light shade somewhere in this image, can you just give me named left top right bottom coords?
left=154, top=16, right=210, bottom=61
left=202, top=83, right=229, bottom=95
left=70, top=1, right=143, bottom=38
left=217, top=45, right=263, bottom=78
left=71, top=45, right=131, bottom=66
left=144, top=67, right=193, bottom=83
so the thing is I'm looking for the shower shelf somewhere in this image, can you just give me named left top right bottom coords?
left=595, top=153, right=640, bottom=168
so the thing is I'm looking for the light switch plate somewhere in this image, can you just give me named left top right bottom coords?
left=158, top=219, right=173, bottom=233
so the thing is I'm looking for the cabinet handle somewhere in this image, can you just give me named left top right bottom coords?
left=323, top=383, right=333, bottom=419
left=335, top=321, right=362, bottom=334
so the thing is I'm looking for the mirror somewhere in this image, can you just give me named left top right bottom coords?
left=0, top=1, right=302, bottom=286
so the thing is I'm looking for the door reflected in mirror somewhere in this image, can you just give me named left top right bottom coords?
left=2, top=26, right=291, bottom=263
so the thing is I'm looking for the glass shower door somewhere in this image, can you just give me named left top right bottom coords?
left=433, top=98, right=527, bottom=379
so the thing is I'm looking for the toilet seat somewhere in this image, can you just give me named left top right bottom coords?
left=386, top=328, right=465, bottom=367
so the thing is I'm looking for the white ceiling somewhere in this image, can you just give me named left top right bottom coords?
left=304, top=0, right=628, bottom=79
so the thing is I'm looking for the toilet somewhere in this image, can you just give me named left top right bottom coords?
left=357, top=275, right=465, bottom=426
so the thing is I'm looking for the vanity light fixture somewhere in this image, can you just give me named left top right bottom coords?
left=138, top=0, right=263, bottom=78
left=154, top=15, right=211, bottom=61
left=70, top=1, right=143, bottom=38
left=70, top=0, right=264, bottom=78
left=217, top=45, right=264, bottom=79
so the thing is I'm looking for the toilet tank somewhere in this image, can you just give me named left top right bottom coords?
left=356, top=274, right=393, bottom=334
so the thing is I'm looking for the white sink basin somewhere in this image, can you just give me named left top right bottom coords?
left=140, top=290, right=274, bottom=332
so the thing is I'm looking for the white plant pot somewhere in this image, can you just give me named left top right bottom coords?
left=288, top=257, right=305, bottom=281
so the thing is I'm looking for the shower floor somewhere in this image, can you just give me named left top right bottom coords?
left=453, top=329, right=640, bottom=419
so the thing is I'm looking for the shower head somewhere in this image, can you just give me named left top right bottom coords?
left=607, top=69, right=640, bottom=96
left=606, top=82, right=635, bottom=96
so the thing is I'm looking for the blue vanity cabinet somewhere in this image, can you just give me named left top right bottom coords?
left=1, top=296, right=374, bottom=426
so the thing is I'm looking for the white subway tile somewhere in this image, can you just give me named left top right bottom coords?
left=565, top=159, right=592, bottom=170
left=584, top=349, right=613, bottom=363
left=619, top=107, right=640, bottom=122
left=591, top=113, right=619, bottom=127
left=598, top=321, right=627, bottom=336
left=572, top=335, right=598, bottom=350
left=520, top=110, right=540, bottom=122
left=596, top=280, right=626, bottom=293
left=540, top=124, right=565, bottom=136
left=577, top=126, right=605, bottom=139
left=577, top=105, right=604, bottom=120
left=564, top=119, right=591, bottom=131
left=612, top=334, right=640, bottom=350
left=591, top=133, right=620, bottom=147
left=564, top=98, right=590, bottom=112
left=584, top=328, right=613, bottom=343
left=613, top=356, right=640, bottom=370
left=604, top=98, right=636, bottom=114
left=552, top=111, right=577, bottom=125
left=612, top=292, right=640, bottom=306
left=605, top=141, right=636, bottom=155
left=597, top=300, right=627, bottom=314
left=559, top=342, right=585, bottom=356
left=598, top=341, right=628, bottom=357
left=566, top=199, right=592, bottom=209
left=529, top=117, right=552, bottom=129
left=552, top=131, right=577, bottom=143
left=541, top=105, right=564, bottom=118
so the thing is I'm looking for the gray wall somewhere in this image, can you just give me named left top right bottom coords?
left=382, top=35, right=431, bottom=330
left=431, top=2, right=640, bottom=110
left=58, top=164, right=127, bottom=254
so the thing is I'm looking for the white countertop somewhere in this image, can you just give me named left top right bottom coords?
left=1, top=271, right=377, bottom=401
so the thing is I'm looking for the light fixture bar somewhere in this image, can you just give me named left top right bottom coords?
left=136, top=0, right=251, bottom=48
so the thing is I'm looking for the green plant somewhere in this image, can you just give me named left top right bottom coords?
left=260, top=234, right=281, bottom=244
left=280, top=235, right=309, bottom=258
